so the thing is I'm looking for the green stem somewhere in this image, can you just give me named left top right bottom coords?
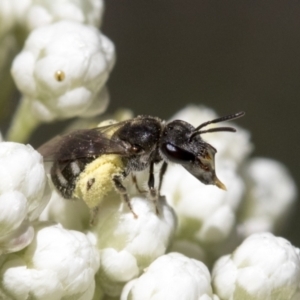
left=6, top=98, right=40, bottom=143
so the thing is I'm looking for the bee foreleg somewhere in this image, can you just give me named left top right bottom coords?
left=158, top=161, right=168, bottom=195
left=113, top=174, right=138, bottom=218
left=148, top=162, right=159, bottom=214
left=148, top=162, right=156, bottom=198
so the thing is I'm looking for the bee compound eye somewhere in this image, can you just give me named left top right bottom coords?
left=162, top=143, right=195, bottom=164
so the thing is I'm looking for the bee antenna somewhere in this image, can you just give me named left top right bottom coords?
left=194, top=111, right=245, bottom=131
left=189, top=111, right=245, bottom=142
left=189, top=127, right=236, bottom=141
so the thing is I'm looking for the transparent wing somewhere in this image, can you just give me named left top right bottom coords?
left=38, top=120, right=132, bottom=162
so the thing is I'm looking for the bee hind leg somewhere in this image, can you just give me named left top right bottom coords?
left=131, top=173, right=147, bottom=194
left=89, top=206, right=99, bottom=226
left=113, top=174, right=138, bottom=218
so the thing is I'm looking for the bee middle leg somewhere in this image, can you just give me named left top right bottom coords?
left=113, top=174, right=138, bottom=218
left=131, top=173, right=147, bottom=194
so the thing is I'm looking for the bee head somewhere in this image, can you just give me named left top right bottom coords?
left=160, top=111, right=245, bottom=190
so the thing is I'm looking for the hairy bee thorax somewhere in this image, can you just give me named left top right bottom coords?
left=113, top=116, right=164, bottom=172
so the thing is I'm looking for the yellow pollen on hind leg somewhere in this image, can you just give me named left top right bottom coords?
left=74, top=154, right=124, bottom=209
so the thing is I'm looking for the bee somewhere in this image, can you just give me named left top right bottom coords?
left=38, top=111, right=245, bottom=220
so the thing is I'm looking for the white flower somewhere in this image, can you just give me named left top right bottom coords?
left=80, top=85, right=110, bottom=118
left=238, top=158, right=297, bottom=236
left=163, top=106, right=250, bottom=247
left=0, top=0, right=104, bottom=37
left=121, top=252, right=220, bottom=300
left=163, top=105, right=298, bottom=266
left=40, top=189, right=90, bottom=232
left=11, top=20, right=115, bottom=122
left=0, top=142, right=50, bottom=253
left=212, top=232, right=300, bottom=300
left=162, top=163, right=244, bottom=245
left=163, top=161, right=245, bottom=266
left=19, top=0, right=104, bottom=32
left=9, top=18, right=114, bottom=137
left=89, top=193, right=177, bottom=297
left=0, top=223, right=100, bottom=300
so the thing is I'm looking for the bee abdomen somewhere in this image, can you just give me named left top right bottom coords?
left=51, top=158, right=93, bottom=199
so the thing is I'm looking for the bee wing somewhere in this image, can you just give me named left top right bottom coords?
left=38, top=121, right=131, bottom=162
left=37, top=135, right=66, bottom=161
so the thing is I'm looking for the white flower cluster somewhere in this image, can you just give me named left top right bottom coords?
left=0, top=0, right=103, bottom=37
left=122, top=252, right=219, bottom=300
left=0, top=142, right=50, bottom=254
left=41, top=190, right=177, bottom=297
left=212, top=233, right=300, bottom=300
left=91, top=195, right=177, bottom=297
left=2, top=0, right=113, bottom=142
left=0, top=1, right=299, bottom=299
left=34, top=104, right=298, bottom=299
left=163, top=105, right=297, bottom=264
left=238, top=158, right=297, bottom=236
left=11, top=21, right=114, bottom=122
left=0, top=0, right=105, bottom=87
left=1, top=223, right=99, bottom=300
left=0, top=105, right=299, bottom=299
left=17, top=0, right=104, bottom=32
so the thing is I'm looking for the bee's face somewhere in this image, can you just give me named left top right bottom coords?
left=160, top=120, right=226, bottom=190
left=181, top=144, right=226, bottom=190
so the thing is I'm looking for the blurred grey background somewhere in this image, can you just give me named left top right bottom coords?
left=101, top=1, right=300, bottom=245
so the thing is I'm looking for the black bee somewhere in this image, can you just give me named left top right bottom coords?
left=38, top=111, right=245, bottom=218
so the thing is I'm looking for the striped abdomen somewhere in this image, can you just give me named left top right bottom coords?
left=51, top=157, right=94, bottom=198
